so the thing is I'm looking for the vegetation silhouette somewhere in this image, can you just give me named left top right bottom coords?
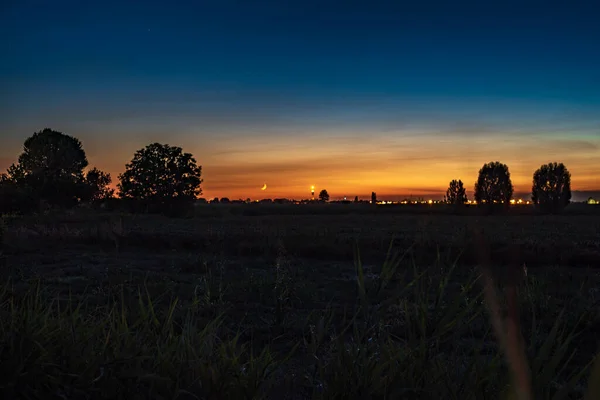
left=117, top=142, right=202, bottom=216
left=445, top=179, right=468, bottom=206
left=83, top=167, right=114, bottom=204
left=318, top=189, right=330, bottom=202
left=6, top=128, right=88, bottom=208
left=0, top=176, right=37, bottom=214
left=531, top=162, right=572, bottom=214
left=1, top=128, right=597, bottom=217
left=474, top=161, right=514, bottom=213
left=0, top=128, right=110, bottom=212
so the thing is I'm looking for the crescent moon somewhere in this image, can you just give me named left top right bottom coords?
left=261, top=183, right=267, bottom=190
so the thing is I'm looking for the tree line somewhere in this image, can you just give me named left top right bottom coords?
left=0, top=129, right=202, bottom=215
left=444, top=160, right=571, bottom=213
left=0, top=128, right=574, bottom=215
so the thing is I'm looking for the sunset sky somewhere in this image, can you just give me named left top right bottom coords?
left=1, top=1, right=599, bottom=200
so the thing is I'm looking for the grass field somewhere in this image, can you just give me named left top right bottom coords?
left=1, top=205, right=599, bottom=399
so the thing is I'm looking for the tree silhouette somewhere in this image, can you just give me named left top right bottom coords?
left=445, top=179, right=468, bottom=205
left=5, top=128, right=88, bottom=207
left=83, top=168, right=114, bottom=203
left=354, top=196, right=359, bottom=203
left=319, top=189, right=330, bottom=202
left=474, top=161, right=514, bottom=211
left=118, top=143, right=202, bottom=201
left=531, top=162, right=571, bottom=213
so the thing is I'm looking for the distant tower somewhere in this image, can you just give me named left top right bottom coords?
left=311, top=185, right=315, bottom=200
left=371, top=191, right=377, bottom=204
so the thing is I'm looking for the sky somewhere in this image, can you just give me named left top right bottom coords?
left=1, top=0, right=599, bottom=201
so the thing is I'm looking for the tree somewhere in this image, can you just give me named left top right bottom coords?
left=319, top=189, right=330, bottom=202
left=118, top=143, right=202, bottom=202
left=474, top=162, right=514, bottom=211
left=83, top=168, right=114, bottom=203
left=445, top=179, right=468, bottom=205
left=354, top=196, right=359, bottom=203
left=531, top=162, right=571, bottom=213
left=5, top=128, right=88, bottom=207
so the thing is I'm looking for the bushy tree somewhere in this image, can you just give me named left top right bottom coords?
left=531, top=162, right=571, bottom=213
left=445, top=179, right=468, bottom=205
left=83, top=168, right=114, bottom=203
left=319, top=189, right=330, bottom=202
left=118, top=143, right=202, bottom=202
left=5, top=128, right=88, bottom=208
left=474, top=161, right=514, bottom=211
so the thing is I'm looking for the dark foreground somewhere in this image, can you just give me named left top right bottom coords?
left=1, top=208, right=599, bottom=399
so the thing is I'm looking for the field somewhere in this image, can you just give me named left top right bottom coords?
left=1, top=204, right=600, bottom=399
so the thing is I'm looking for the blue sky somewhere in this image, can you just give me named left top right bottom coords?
left=1, top=0, right=599, bottom=199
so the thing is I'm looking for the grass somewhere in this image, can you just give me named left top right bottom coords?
left=1, top=210, right=600, bottom=399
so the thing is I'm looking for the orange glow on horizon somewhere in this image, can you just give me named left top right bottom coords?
left=1, top=129, right=598, bottom=200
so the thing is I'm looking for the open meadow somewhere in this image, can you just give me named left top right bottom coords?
left=4, top=2, right=600, bottom=398
left=1, top=204, right=600, bottom=399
